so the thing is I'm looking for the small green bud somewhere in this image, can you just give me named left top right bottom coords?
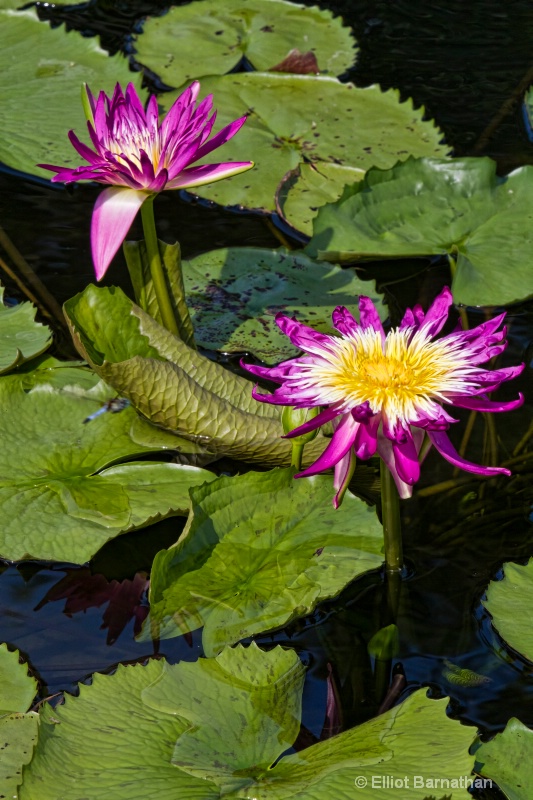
left=281, top=405, right=320, bottom=444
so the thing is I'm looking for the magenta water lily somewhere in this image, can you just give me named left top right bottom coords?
left=39, top=82, right=253, bottom=279
left=244, top=288, right=524, bottom=508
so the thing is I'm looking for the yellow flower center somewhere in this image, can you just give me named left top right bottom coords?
left=306, top=327, right=473, bottom=424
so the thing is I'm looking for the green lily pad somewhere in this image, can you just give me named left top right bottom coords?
left=0, top=288, right=51, bottom=374
left=0, top=382, right=214, bottom=562
left=145, top=467, right=384, bottom=655
left=63, top=285, right=329, bottom=467
left=276, top=162, right=366, bottom=237
left=0, top=8, right=145, bottom=178
left=135, top=0, right=356, bottom=87
left=181, top=246, right=386, bottom=363
left=306, top=156, right=533, bottom=307
left=2, top=354, right=97, bottom=391
left=475, top=717, right=533, bottom=800
left=20, top=644, right=476, bottom=800
left=482, top=559, right=533, bottom=663
left=159, top=72, right=448, bottom=214
left=0, top=644, right=39, bottom=800
left=0, top=645, right=37, bottom=716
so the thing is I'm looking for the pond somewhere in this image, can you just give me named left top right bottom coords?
left=1, top=0, right=533, bottom=797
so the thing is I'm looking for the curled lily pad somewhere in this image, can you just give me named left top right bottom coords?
left=0, top=381, right=213, bottom=563
left=145, top=467, right=384, bottom=655
left=0, top=288, right=51, bottom=374
left=159, top=72, right=448, bottom=214
left=63, top=285, right=328, bottom=466
left=306, top=156, right=533, bottom=307
left=134, top=0, right=356, bottom=87
left=20, top=644, right=476, bottom=800
left=482, top=559, right=533, bottom=663
left=0, top=8, right=145, bottom=178
left=182, top=246, right=386, bottom=363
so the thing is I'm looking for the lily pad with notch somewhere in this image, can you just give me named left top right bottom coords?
left=0, top=287, right=51, bottom=374
left=134, top=0, right=356, bottom=87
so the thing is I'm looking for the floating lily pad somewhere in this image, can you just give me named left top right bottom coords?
left=276, top=162, right=366, bottom=237
left=135, top=0, right=356, bottom=86
left=0, top=644, right=38, bottom=799
left=20, top=644, right=476, bottom=800
left=0, top=382, right=214, bottom=562
left=306, top=156, right=533, bottom=307
left=182, top=247, right=386, bottom=363
left=482, top=559, right=533, bottom=663
left=475, top=717, right=533, bottom=800
left=0, top=8, right=144, bottom=178
left=145, top=467, right=384, bottom=655
left=159, top=72, right=448, bottom=213
left=64, top=285, right=328, bottom=467
left=2, top=354, right=97, bottom=391
left=0, top=288, right=51, bottom=374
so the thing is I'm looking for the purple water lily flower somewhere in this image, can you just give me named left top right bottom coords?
left=243, top=288, right=524, bottom=507
left=39, top=82, right=253, bottom=279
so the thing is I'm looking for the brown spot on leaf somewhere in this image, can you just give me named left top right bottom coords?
left=269, top=49, right=320, bottom=75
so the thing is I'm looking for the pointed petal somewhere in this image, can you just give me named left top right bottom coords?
left=332, top=306, right=359, bottom=336
left=166, top=161, right=254, bottom=189
left=275, top=314, right=336, bottom=355
left=359, top=296, right=385, bottom=339
left=419, top=287, right=453, bottom=337
left=376, top=434, right=414, bottom=499
left=392, top=429, right=420, bottom=484
left=91, top=187, right=147, bottom=280
left=447, top=393, right=524, bottom=413
left=353, top=414, right=379, bottom=459
left=333, top=449, right=356, bottom=509
left=67, top=130, right=101, bottom=164
left=193, top=115, right=249, bottom=161
left=427, top=430, right=511, bottom=476
left=296, top=414, right=358, bottom=477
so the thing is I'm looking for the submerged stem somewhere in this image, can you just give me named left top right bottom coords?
left=380, top=461, right=403, bottom=573
left=140, top=197, right=180, bottom=336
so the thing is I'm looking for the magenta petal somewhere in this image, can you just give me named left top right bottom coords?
left=193, top=115, right=248, bottom=161
left=353, top=415, right=379, bottom=459
left=276, top=314, right=335, bottom=354
left=67, top=130, right=100, bottom=164
left=392, top=430, right=420, bottom=484
left=333, top=449, right=356, bottom=509
left=447, top=393, right=524, bottom=413
left=359, top=296, right=385, bottom=340
left=419, top=287, right=453, bottom=336
left=296, top=414, right=358, bottom=477
left=166, top=161, right=253, bottom=189
left=377, top=434, right=414, bottom=499
left=91, top=187, right=147, bottom=280
left=332, top=306, right=359, bottom=336
left=427, top=430, right=511, bottom=476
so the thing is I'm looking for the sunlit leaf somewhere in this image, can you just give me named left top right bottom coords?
left=306, top=156, right=533, bottom=307
left=145, top=467, right=384, bottom=655
left=134, top=0, right=356, bottom=86
left=182, top=246, right=386, bottom=363
left=0, top=381, right=213, bottom=562
left=0, top=288, right=51, bottom=374
left=482, top=559, right=533, bottom=663
left=20, top=645, right=476, bottom=800
left=159, top=73, right=448, bottom=214
left=475, top=717, right=533, bottom=800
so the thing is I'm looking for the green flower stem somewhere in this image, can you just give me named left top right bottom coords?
left=291, top=442, right=305, bottom=471
left=380, top=460, right=403, bottom=573
left=140, top=197, right=180, bottom=337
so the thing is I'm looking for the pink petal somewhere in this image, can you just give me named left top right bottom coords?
left=193, top=115, right=249, bottom=161
left=296, top=413, right=358, bottom=477
left=332, top=306, right=359, bottom=336
left=447, top=393, right=524, bottom=413
left=284, top=405, right=342, bottom=439
left=427, top=430, right=511, bottom=476
left=333, top=449, right=356, bottom=509
left=165, top=161, right=254, bottom=189
left=419, top=287, right=453, bottom=337
left=353, top=414, right=379, bottom=459
left=376, top=434, right=414, bottom=499
left=91, top=186, right=147, bottom=280
left=359, top=296, right=385, bottom=341
left=275, top=314, right=336, bottom=355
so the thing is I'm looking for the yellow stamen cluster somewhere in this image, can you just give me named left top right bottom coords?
left=307, top=327, right=475, bottom=425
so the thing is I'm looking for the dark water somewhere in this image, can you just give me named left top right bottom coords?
left=2, top=1, right=533, bottom=785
